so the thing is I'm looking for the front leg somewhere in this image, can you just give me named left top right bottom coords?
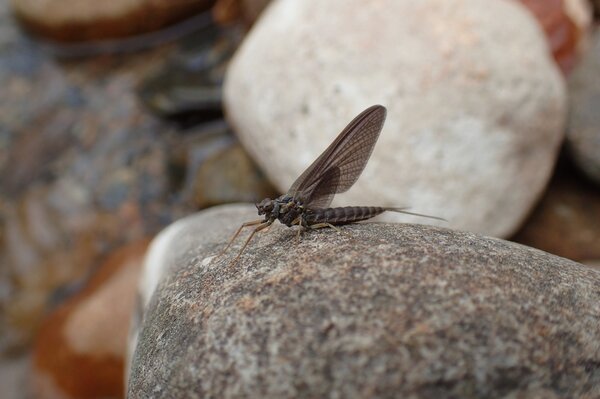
left=229, top=220, right=273, bottom=266
left=217, top=218, right=265, bottom=258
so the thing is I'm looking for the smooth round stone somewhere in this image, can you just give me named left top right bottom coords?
left=127, top=204, right=600, bottom=399
left=224, top=0, right=566, bottom=238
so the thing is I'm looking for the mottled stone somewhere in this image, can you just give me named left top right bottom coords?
left=0, top=40, right=177, bottom=350
left=10, top=0, right=215, bottom=42
left=33, top=239, right=149, bottom=399
left=512, top=158, right=600, bottom=262
left=0, top=0, right=238, bottom=354
left=128, top=204, right=600, bottom=399
left=224, top=0, right=566, bottom=238
left=567, top=29, right=600, bottom=184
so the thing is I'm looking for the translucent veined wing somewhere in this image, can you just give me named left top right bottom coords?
left=299, top=166, right=340, bottom=209
left=287, top=105, right=386, bottom=208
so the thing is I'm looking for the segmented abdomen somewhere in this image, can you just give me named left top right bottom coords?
left=305, top=207, right=386, bottom=225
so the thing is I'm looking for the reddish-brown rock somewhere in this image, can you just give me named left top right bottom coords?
left=518, top=0, right=591, bottom=74
left=10, top=0, right=216, bottom=42
left=32, top=239, right=149, bottom=399
left=213, top=0, right=271, bottom=26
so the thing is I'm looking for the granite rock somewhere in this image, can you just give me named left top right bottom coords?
left=128, top=204, right=600, bottom=399
left=224, top=0, right=566, bottom=238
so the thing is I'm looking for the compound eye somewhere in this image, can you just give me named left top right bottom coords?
left=256, top=198, right=274, bottom=215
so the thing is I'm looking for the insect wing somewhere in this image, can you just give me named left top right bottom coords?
left=299, top=166, right=341, bottom=209
left=287, top=105, right=387, bottom=208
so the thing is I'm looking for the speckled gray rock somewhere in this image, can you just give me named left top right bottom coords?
left=224, top=0, right=566, bottom=238
left=567, top=29, right=600, bottom=184
left=127, top=204, right=600, bottom=399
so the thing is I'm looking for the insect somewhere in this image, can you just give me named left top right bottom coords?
left=219, top=105, right=444, bottom=263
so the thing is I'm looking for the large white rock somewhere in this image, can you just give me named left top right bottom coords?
left=224, top=0, right=566, bottom=237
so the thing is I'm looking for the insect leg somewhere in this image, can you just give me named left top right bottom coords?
left=218, top=219, right=264, bottom=258
left=295, top=226, right=306, bottom=243
left=289, top=216, right=307, bottom=243
left=308, top=222, right=341, bottom=232
left=229, top=220, right=273, bottom=265
left=308, top=222, right=354, bottom=239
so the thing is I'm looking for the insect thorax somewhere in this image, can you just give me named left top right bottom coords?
left=255, top=195, right=304, bottom=226
left=274, top=195, right=304, bottom=227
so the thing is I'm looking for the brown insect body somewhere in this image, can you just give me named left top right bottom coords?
left=220, top=105, right=444, bottom=263
left=257, top=196, right=388, bottom=227
left=304, top=206, right=388, bottom=225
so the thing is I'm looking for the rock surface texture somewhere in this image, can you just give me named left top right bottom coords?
left=128, top=204, right=600, bottom=399
left=224, top=0, right=566, bottom=238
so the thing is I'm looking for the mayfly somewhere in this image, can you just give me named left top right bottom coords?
left=220, top=105, right=444, bottom=263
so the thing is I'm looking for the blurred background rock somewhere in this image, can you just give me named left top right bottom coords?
left=0, top=0, right=598, bottom=398
left=0, top=0, right=275, bottom=397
